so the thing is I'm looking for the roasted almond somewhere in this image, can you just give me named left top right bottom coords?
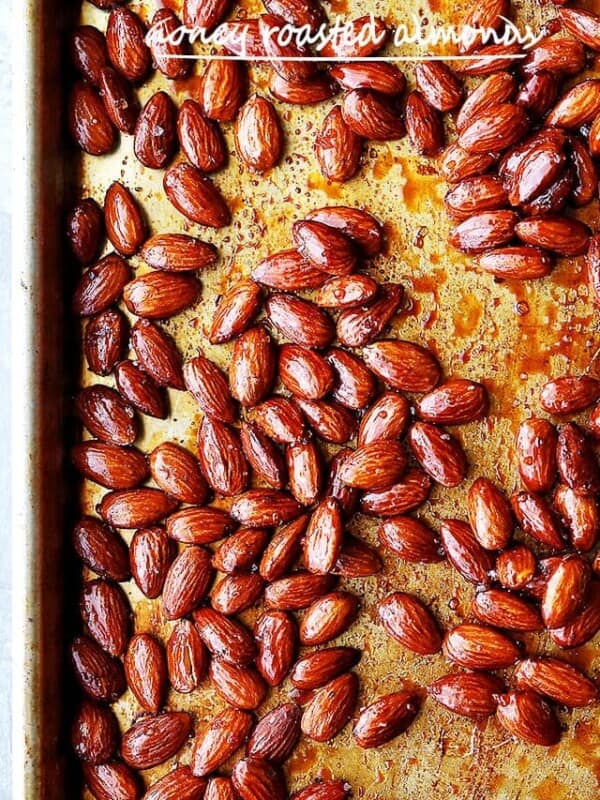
left=456, top=72, right=515, bottom=132
left=409, top=423, right=467, bottom=488
left=439, top=519, right=494, bottom=585
left=259, top=515, right=308, bottom=581
left=279, top=344, right=335, bottom=401
left=546, top=79, right=600, bottom=128
left=66, top=198, right=103, bottom=264
left=252, top=248, right=328, bottom=291
left=358, top=391, right=409, bottom=446
left=104, top=181, right=145, bottom=256
left=342, top=89, right=404, bottom=140
left=439, top=145, right=497, bottom=184
left=291, top=781, right=351, bottom=800
left=205, top=777, right=239, bottom=800
left=193, top=606, right=257, bottom=666
left=405, top=91, right=444, bottom=155
left=264, top=572, right=336, bottom=610
left=69, top=82, right=115, bottom=155
left=516, top=417, right=558, bottom=493
left=100, top=487, right=178, bottom=530
left=231, top=759, right=286, bottom=800
left=71, top=441, right=148, bottom=489
left=141, top=233, right=218, bottom=273
left=84, top=308, right=127, bottom=376
left=495, top=691, right=560, bottom=746
left=167, top=619, right=208, bottom=694
left=254, top=610, right=297, bottom=686
left=417, top=379, right=488, bottom=424
left=541, top=554, right=589, bottom=628
left=415, top=61, right=463, bottom=111
left=270, top=72, right=337, bottom=105
left=511, top=491, right=565, bottom=550
left=246, top=703, right=301, bottom=763
left=130, top=526, right=173, bottom=599
left=144, top=766, right=207, bottom=800
left=211, top=573, right=264, bottom=615
left=378, top=516, right=443, bottom=563
left=164, top=162, right=231, bottom=227
left=71, top=700, right=118, bottom=765
left=541, top=375, right=600, bottom=415
left=124, top=633, right=167, bottom=713
left=209, top=659, right=267, bottom=710
left=72, top=517, right=130, bottom=581
left=80, top=579, right=131, bottom=657
left=235, top=94, right=284, bottom=173
left=362, top=340, right=441, bottom=393
left=76, top=384, right=138, bottom=445
left=449, top=210, right=517, bottom=253
left=361, top=467, right=432, bottom=517
left=123, top=272, right=200, bottom=319
left=134, top=91, right=177, bottom=169
left=556, top=422, right=600, bottom=495
left=467, top=477, right=513, bottom=551
left=240, top=421, right=286, bottom=489
left=336, top=283, right=404, bottom=348
left=229, top=326, right=276, bottom=408
left=162, top=545, right=214, bottom=619
left=428, top=672, right=504, bottom=719
left=192, top=708, right=254, bottom=777
left=515, top=215, right=590, bottom=257
left=333, top=535, right=382, bottom=577
left=443, top=623, right=520, bottom=670
left=83, top=762, right=141, bottom=800
left=515, top=71, right=559, bottom=119
left=121, top=712, right=192, bottom=770
left=166, top=506, right=235, bottom=545
left=550, top=581, right=600, bottom=648
left=444, top=175, right=507, bottom=220
left=304, top=498, right=343, bottom=574
left=293, top=220, right=358, bottom=276
left=559, top=6, right=600, bottom=50
left=331, top=61, right=405, bottom=95
left=472, top=589, right=542, bottom=632
left=232, top=489, right=303, bottom=528
left=115, top=361, right=167, bottom=419
left=198, top=417, right=249, bottom=497
left=73, top=254, right=130, bottom=317
left=299, top=591, right=359, bottom=646
left=210, top=280, right=262, bottom=344
left=201, top=58, right=247, bottom=121
left=326, top=347, right=376, bottom=410
left=378, top=591, right=441, bottom=655
left=477, top=246, right=554, bottom=280
left=513, top=657, right=598, bottom=707
left=98, top=66, right=139, bottom=134
left=106, top=6, right=150, bottom=82
left=496, top=545, right=537, bottom=591
left=315, top=105, right=363, bottom=183
left=70, top=25, right=108, bottom=86
left=338, top=440, right=407, bottom=491
left=71, top=635, right=126, bottom=703
left=353, top=691, right=420, bottom=748
left=150, top=442, right=207, bottom=504
left=260, top=13, right=315, bottom=82
left=553, top=485, right=600, bottom=552
left=313, top=274, right=378, bottom=310
left=266, top=293, right=335, bottom=348
left=305, top=206, right=384, bottom=257
left=184, top=354, right=236, bottom=422
left=458, top=103, right=529, bottom=153
left=148, top=8, right=191, bottom=79
left=290, top=647, right=360, bottom=690
left=301, top=672, right=359, bottom=742
left=213, top=526, right=270, bottom=574
left=522, top=34, right=585, bottom=76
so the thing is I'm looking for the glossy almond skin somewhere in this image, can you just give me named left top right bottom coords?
left=325, top=448, right=360, bottom=516
left=73, top=254, right=130, bottom=317
left=336, top=537, right=383, bottom=578
left=541, top=376, right=600, bottom=415
left=263, top=0, right=324, bottom=31
left=252, top=249, right=327, bottom=291
left=164, top=162, right=231, bottom=227
left=362, top=340, right=441, bottom=393
left=210, top=280, right=262, bottom=344
left=176, top=99, right=227, bottom=173
left=313, top=274, right=378, bottom=310
left=84, top=308, right=127, bottom=376
left=358, top=392, right=410, bottom=446
left=72, top=517, right=130, bottom=581
left=279, top=344, right=334, bottom=401
left=353, top=691, right=420, bottom=749
left=232, top=489, right=303, bottom=527
left=322, top=15, right=388, bottom=58
left=123, top=272, right=200, bottom=320
left=247, top=703, right=302, bottom=763
left=331, top=61, right=405, bottom=95
left=542, top=554, right=589, bottom=628
left=124, top=633, right=167, bottom=713
left=72, top=442, right=148, bottom=489
left=513, top=657, right=598, bottom=707
left=378, top=591, right=441, bottom=655
left=409, top=423, right=467, bottom=488
left=456, top=72, right=515, bottom=132
left=559, top=6, right=600, bottom=50
left=553, top=485, right=600, bottom=552
left=166, top=507, right=234, bottom=545
left=336, top=283, right=404, bottom=348
left=305, top=206, right=383, bottom=257
left=361, top=468, right=432, bottom=517
left=444, top=175, right=507, bottom=220
left=418, top=380, right=488, bottom=425
left=232, top=759, right=286, bottom=800
left=270, top=72, right=337, bottom=106
left=70, top=25, right=107, bottom=85
left=167, top=619, right=208, bottom=694
left=115, top=360, right=167, bottom=419
left=516, top=417, right=558, bottom=493
left=467, top=478, right=513, bottom=551
left=104, top=181, right=145, bottom=256
left=342, top=89, right=404, bottom=140
left=456, top=44, right=524, bottom=76
left=194, top=607, right=257, bottom=666
left=259, top=515, right=308, bottom=581
left=495, top=691, right=560, bottom=746
left=443, top=623, right=520, bottom=670
left=502, top=129, right=566, bottom=206
left=458, top=104, right=529, bottom=153
left=546, top=79, right=600, bottom=128
left=148, top=8, right=191, bottom=80
left=266, top=294, right=335, bottom=348
left=235, top=95, right=283, bottom=173
left=255, top=610, right=297, bottom=687
left=69, top=82, right=115, bottom=155
left=301, top=672, right=359, bottom=742
left=213, top=527, right=269, bottom=574
left=134, top=92, right=177, bottom=169
left=315, top=106, right=363, bottom=183
left=290, top=647, right=360, bottom=690
left=292, top=781, right=351, bottom=800
left=522, top=35, right=585, bottom=76
left=264, top=572, right=336, bottom=610
left=260, top=13, right=316, bottom=82
left=293, top=220, right=358, bottom=276
left=98, top=66, right=139, bottom=134
left=556, top=422, right=600, bottom=495
left=304, top=498, right=343, bottom=574
left=516, top=71, right=560, bottom=119
left=439, top=145, right=497, bottom=184
left=209, top=659, right=267, bottom=710
left=478, top=245, right=554, bottom=279
left=71, top=635, right=126, bottom=703
left=184, top=354, right=236, bottom=423
left=83, top=762, right=141, bottom=800
left=100, top=488, right=178, bottom=529
left=511, top=491, right=564, bottom=550
left=141, top=234, right=218, bottom=273
left=415, top=61, right=463, bottom=111
left=201, top=59, right=247, bottom=122
left=496, top=546, right=537, bottom=592
left=67, top=198, right=104, bottom=264
left=472, top=589, right=542, bottom=632
left=428, top=673, right=505, bottom=719
left=80, top=579, right=131, bottom=657
left=192, top=708, right=254, bottom=777
left=240, top=421, right=286, bottom=489
left=515, top=215, right=590, bottom=257
left=439, top=519, right=494, bottom=585
left=300, top=591, right=359, bottom=646
left=130, top=527, right=173, bottom=599
left=449, top=210, right=517, bottom=253
left=211, top=573, right=264, bottom=615
left=338, top=440, right=407, bottom=491
left=229, top=326, right=276, bottom=408
left=150, top=442, right=207, bottom=504
left=106, top=7, right=150, bottom=82
left=198, top=417, right=249, bottom=497
left=378, top=516, right=443, bottom=563
left=162, top=546, right=214, bottom=619
left=205, top=777, right=239, bottom=800
left=71, top=700, right=118, bottom=764
left=144, top=766, right=207, bottom=800
left=550, top=582, right=600, bottom=648
left=326, top=348, right=376, bottom=410
left=122, top=712, right=192, bottom=770
left=405, top=91, right=444, bottom=156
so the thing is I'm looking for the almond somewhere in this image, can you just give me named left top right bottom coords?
left=449, top=210, right=517, bottom=253
left=164, top=162, right=231, bottom=227
left=353, top=691, right=420, bottom=749
left=232, top=759, right=286, bottom=800
left=409, top=423, right=467, bottom=488
left=305, top=206, right=384, bottom=257
left=495, top=545, right=537, bottom=591
left=336, top=281, right=403, bottom=346
left=235, top=94, right=283, bottom=173
left=477, top=246, right=554, bottom=280
left=72, top=441, right=148, bottom=489
left=106, top=6, right=150, bottom=82
left=71, top=700, right=118, bottom=764
left=205, top=777, right=239, bottom=800
left=467, top=477, right=513, bottom=551
left=184, top=354, right=236, bottom=422
left=167, top=619, right=208, bottom=694
left=378, top=516, right=443, bottom=564
left=326, top=347, right=376, bottom=410
left=192, top=708, right=254, bottom=777
left=252, top=248, right=328, bottom=290
left=259, top=13, right=315, bottom=81
left=292, top=782, right=351, bottom=800
left=259, top=515, right=308, bottom=581
left=541, top=375, right=600, bottom=415
left=263, top=0, right=324, bottom=32
left=471, top=589, right=542, bottom=632
left=428, top=673, right=504, bottom=719
left=100, top=488, right=178, bottom=529
left=211, top=573, right=264, bottom=615
left=254, top=610, right=297, bottom=686
left=458, top=103, right=528, bottom=153
left=148, top=8, right=191, bottom=79
left=330, top=61, right=405, bottom=95
left=71, top=635, right=126, bottom=703
left=213, top=527, right=270, bottom=574
left=495, top=691, right=560, bottom=746
left=150, top=442, right=207, bottom=504
left=315, top=106, right=363, bottom=183
left=198, top=417, right=249, bottom=497
left=73, top=254, right=130, bottom=317
left=130, top=526, right=173, bottom=599
left=72, top=517, right=130, bottom=581
left=456, top=44, right=523, bottom=76
left=439, top=145, right=497, bottom=184
left=546, top=79, right=600, bottom=128
left=444, top=175, right=507, bottom=220
left=270, top=72, right=338, bottom=105
left=193, top=606, right=257, bottom=666
left=522, top=35, right=585, bottom=76
left=124, top=633, right=167, bottom=713
left=301, top=673, right=359, bottom=741
left=333, top=535, right=382, bottom=577
left=415, top=61, right=463, bottom=111
left=444, top=623, right=520, bottom=670
left=456, top=72, right=515, bottom=133
left=240, top=421, right=286, bottom=489
left=121, top=712, right=192, bottom=770
left=232, top=489, right=303, bottom=528
left=229, top=326, right=276, bottom=408
left=266, top=293, right=335, bottom=348
left=405, top=91, right=444, bottom=155
left=559, top=6, right=600, bottom=50
left=513, top=657, right=598, bottom=707
left=511, top=491, right=565, bottom=550
left=166, top=507, right=234, bottom=545
left=290, top=647, right=360, bottom=690
left=516, top=417, right=558, bottom=493
left=362, top=340, right=441, bottom=393
left=201, top=59, right=247, bottom=122
left=550, top=581, right=600, bottom=648
left=304, top=498, right=343, bottom=574
left=300, top=591, right=359, bottom=646
left=134, top=91, right=177, bottom=169
left=247, top=703, right=302, bottom=762
left=556, top=422, right=600, bottom=495
left=104, top=181, right=145, bottom=256
left=279, top=344, right=334, bottom=401
left=553, top=485, right=600, bottom=552
left=83, top=762, right=141, bottom=800
left=210, top=280, right=262, bottom=344
left=457, top=0, right=510, bottom=53
left=502, top=129, right=566, bottom=206
left=98, top=66, right=139, bottom=134
left=162, top=545, right=214, bottom=619
left=361, top=468, right=432, bottom=517
left=439, top=519, right=494, bottom=585
left=325, top=448, right=360, bottom=516
left=358, top=391, right=409, bottom=446
left=70, top=25, right=108, bottom=86
left=144, top=766, right=207, bottom=800
left=542, top=554, right=589, bottom=628
left=80, top=579, right=131, bottom=657
left=209, top=659, right=267, bottom=710
left=183, top=0, right=232, bottom=30
left=293, top=220, right=358, bottom=276
left=67, top=198, right=103, bottom=264
left=378, top=591, right=442, bottom=655
left=418, top=380, right=488, bottom=425
left=264, top=572, right=336, bottom=610
left=515, top=215, right=590, bottom=256
left=84, top=308, right=127, bottom=376
left=123, top=272, right=200, bottom=319
left=342, top=89, right=404, bottom=140
left=141, top=233, right=218, bottom=273
left=69, top=82, right=115, bottom=155
left=313, top=274, right=378, bottom=310
left=338, top=440, right=407, bottom=491
left=515, top=71, right=559, bottom=119
left=115, top=361, right=167, bottom=419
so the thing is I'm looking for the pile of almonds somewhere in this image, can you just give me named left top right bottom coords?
left=66, top=0, right=600, bottom=797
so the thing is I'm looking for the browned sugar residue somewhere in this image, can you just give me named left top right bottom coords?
left=453, top=290, right=483, bottom=339
left=307, top=171, right=344, bottom=200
